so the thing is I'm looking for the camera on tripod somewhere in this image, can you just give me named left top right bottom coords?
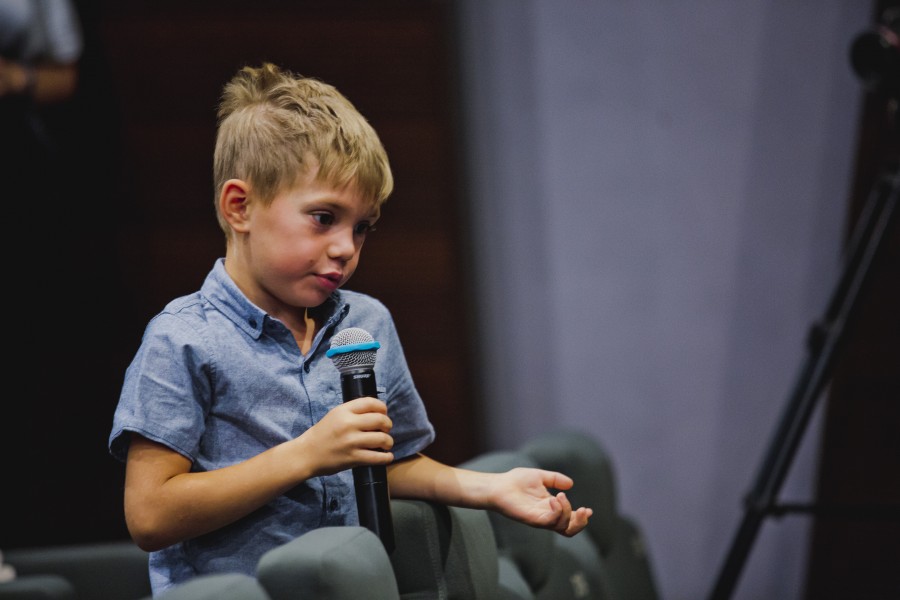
left=851, top=7, right=900, bottom=98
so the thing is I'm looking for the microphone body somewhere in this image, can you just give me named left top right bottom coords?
left=327, top=328, right=395, bottom=553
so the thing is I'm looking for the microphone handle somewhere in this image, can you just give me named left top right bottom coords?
left=340, top=368, right=395, bottom=553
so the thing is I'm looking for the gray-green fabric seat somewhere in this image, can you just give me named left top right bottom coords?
left=519, top=429, right=660, bottom=600
left=0, top=574, right=77, bottom=599
left=154, top=573, right=270, bottom=600
left=1, top=540, right=150, bottom=600
left=460, top=450, right=611, bottom=600
left=519, top=430, right=618, bottom=556
left=257, top=526, right=399, bottom=600
left=389, top=498, right=499, bottom=599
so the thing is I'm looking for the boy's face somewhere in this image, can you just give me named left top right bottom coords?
left=239, top=169, right=378, bottom=313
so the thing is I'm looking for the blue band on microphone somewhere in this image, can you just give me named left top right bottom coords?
left=325, top=341, right=381, bottom=357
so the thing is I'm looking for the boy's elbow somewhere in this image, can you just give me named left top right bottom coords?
left=128, top=523, right=176, bottom=553
left=130, top=534, right=162, bottom=553
left=125, top=506, right=175, bottom=552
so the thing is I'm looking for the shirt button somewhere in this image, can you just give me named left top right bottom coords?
left=329, top=499, right=339, bottom=511
left=248, top=318, right=257, bottom=328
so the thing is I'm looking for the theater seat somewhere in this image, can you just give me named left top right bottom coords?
left=519, top=429, right=660, bottom=600
left=154, top=573, right=270, bottom=600
left=603, top=516, right=659, bottom=600
left=0, top=573, right=76, bottom=600
left=1, top=430, right=657, bottom=600
left=460, top=450, right=611, bottom=600
left=389, top=498, right=500, bottom=599
left=0, top=540, right=150, bottom=600
left=257, top=526, right=400, bottom=600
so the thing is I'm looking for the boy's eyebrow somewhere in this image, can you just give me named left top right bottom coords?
left=313, top=198, right=379, bottom=221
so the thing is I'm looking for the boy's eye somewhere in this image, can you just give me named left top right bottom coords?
left=312, top=213, right=335, bottom=226
left=354, top=222, right=376, bottom=235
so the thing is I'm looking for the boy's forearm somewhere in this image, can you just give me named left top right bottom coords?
left=386, top=453, right=495, bottom=510
left=126, top=437, right=316, bottom=551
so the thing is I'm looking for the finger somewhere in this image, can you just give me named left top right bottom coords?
left=554, top=491, right=573, bottom=512
left=344, top=396, right=388, bottom=415
left=357, top=446, right=395, bottom=465
left=354, top=429, right=394, bottom=451
left=552, top=492, right=573, bottom=531
left=355, top=411, right=393, bottom=433
left=563, top=507, right=593, bottom=537
left=540, top=470, right=574, bottom=491
left=538, top=493, right=569, bottom=532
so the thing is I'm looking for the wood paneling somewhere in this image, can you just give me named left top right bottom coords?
left=5, top=0, right=477, bottom=549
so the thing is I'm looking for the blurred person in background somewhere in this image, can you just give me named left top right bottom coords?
left=1, top=0, right=83, bottom=173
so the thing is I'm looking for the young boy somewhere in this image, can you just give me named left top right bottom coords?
left=108, top=62, right=592, bottom=595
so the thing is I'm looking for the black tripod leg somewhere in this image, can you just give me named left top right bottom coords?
left=707, top=164, right=899, bottom=600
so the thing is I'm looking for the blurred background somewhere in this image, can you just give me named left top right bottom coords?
left=3, top=1, right=897, bottom=599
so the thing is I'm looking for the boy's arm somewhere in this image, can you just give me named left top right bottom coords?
left=124, top=397, right=394, bottom=552
left=386, top=453, right=593, bottom=537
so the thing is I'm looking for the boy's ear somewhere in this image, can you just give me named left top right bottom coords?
left=220, top=179, right=252, bottom=233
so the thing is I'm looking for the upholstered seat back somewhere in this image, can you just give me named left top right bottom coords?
left=257, top=526, right=400, bottom=600
left=389, top=498, right=500, bottom=599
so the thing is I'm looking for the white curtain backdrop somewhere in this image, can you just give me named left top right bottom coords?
left=454, top=2, right=870, bottom=599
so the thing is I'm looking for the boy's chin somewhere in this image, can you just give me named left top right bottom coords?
left=297, top=291, right=333, bottom=309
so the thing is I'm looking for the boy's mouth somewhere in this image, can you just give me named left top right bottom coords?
left=316, top=272, right=343, bottom=291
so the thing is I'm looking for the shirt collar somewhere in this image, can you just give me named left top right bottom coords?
left=201, top=258, right=348, bottom=340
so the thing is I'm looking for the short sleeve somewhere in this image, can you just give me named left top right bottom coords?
left=108, top=312, right=214, bottom=463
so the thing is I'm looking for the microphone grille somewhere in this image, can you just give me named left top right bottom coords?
left=328, top=327, right=378, bottom=372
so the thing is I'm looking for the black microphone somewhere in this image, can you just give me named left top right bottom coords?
left=326, top=327, right=395, bottom=553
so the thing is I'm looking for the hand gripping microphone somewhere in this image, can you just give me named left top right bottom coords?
left=326, top=327, right=395, bottom=553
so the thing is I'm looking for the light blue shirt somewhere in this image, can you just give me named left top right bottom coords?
left=109, top=258, right=436, bottom=595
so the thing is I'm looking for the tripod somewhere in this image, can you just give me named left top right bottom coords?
left=706, top=131, right=899, bottom=600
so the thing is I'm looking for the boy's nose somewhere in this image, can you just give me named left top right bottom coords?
left=327, top=227, right=358, bottom=262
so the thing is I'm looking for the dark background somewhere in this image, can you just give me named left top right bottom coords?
left=5, top=0, right=478, bottom=550
left=805, top=0, right=900, bottom=594
left=2, top=2, right=897, bottom=599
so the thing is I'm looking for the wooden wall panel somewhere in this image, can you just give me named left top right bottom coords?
left=5, top=0, right=476, bottom=549
left=96, top=0, right=476, bottom=463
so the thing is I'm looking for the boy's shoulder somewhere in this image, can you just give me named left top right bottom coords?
left=143, top=291, right=208, bottom=333
left=163, top=290, right=206, bottom=312
left=154, top=290, right=207, bottom=321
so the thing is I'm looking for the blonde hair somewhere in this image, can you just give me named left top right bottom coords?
left=213, top=63, right=393, bottom=238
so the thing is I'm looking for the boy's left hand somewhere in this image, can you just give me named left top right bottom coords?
left=491, top=468, right=593, bottom=537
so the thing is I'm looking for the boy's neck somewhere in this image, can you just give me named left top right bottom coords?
left=222, top=255, right=318, bottom=353
left=299, top=307, right=316, bottom=354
